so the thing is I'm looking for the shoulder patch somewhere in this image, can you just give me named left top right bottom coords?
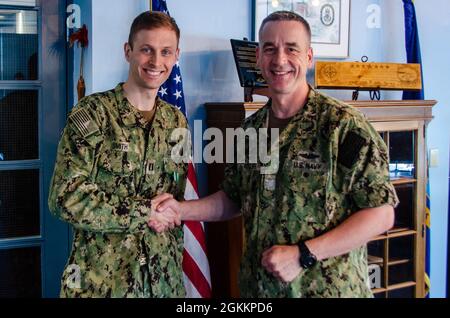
left=338, top=131, right=367, bottom=169
left=69, top=108, right=100, bottom=138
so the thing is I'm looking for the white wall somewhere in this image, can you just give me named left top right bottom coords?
left=169, top=0, right=254, bottom=196
left=91, top=0, right=148, bottom=92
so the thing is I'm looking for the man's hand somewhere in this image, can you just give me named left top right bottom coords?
left=148, top=193, right=182, bottom=233
left=261, top=245, right=302, bottom=283
left=148, top=206, right=180, bottom=233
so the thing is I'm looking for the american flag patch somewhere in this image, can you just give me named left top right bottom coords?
left=69, top=108, right=100, bottom=138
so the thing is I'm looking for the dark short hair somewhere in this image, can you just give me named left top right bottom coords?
left=128, top=11, right=180, bottom=49
left=259, top=10, right=311, bottom=45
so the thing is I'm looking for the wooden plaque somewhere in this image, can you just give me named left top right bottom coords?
left=315, top=61, right=422, bottom=90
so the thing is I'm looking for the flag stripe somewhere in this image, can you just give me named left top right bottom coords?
left=183, top=163, right=209, bottom=254
left=182, top=250, right=212, bottom=298
left=187, top=162, right=199, bottom=195
left=182, top=273, right=202, bottom=298
left=184, top=225, right=211, bottom=284
left=184, top=169, right=199, bottom=200
left=185, top=221, right=208, bottom=253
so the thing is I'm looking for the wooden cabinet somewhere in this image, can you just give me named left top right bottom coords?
left=351, top=100, right=436, bottom=298
left=205, top=99, right=436, bottom=298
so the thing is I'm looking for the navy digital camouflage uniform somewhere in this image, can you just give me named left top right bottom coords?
left=221, top=87, right=399, bottom=298
left=48, top=83, right=188, bottom=297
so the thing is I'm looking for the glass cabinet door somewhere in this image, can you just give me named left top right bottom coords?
left=369, top=128, right=422, bottom=298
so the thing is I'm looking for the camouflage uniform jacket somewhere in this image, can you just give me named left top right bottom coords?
left=48, top=84, right=188, bottom=297
left=221, top=87, right=399, bottom=298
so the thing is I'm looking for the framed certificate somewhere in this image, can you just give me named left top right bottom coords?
left=254, top=0, right=350, bottom=58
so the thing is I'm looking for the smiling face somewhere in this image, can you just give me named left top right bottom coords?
left=256, top=20, right=313, bottom=98
left=124, top=27, right=179, bottom=92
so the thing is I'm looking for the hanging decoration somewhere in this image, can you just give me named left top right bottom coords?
left=69, top=24, right=89, bottom=100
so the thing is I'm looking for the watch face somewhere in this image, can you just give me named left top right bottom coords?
left=300, top=251, right=317, bottom=269
left=304, top=256, right=316, bottom=268
left=298, top=242, right=317, bottom=269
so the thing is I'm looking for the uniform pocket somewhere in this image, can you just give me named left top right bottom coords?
left=96, top=150, right=139, bottom=197
left=98, top=150, right=139, bottom=176
left=283, top=160, right=328, bottom=227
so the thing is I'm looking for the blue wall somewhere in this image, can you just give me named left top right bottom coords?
left=75, top=0, right=449, bottom=297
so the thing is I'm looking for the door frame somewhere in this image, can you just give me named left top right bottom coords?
left=0, top=0, right=70, bottom=298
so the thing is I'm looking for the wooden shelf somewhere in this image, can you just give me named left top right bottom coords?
left=389, top=230, right=417, bottom=239
left=368, top=255, right=384, bottom=265
left=388, top=227, right=411, bottom=234
left=388, top=258, right=411, bottom=266
left=370, top=235, right=387, bottom=242
left=391, top=178, right=417, bottom=185
left=370, top=229, right=416, bottom=242
left=368, top=257, right=412, bottom=266
left=372, top=288, right=386, bottom=294
left=387, top=281, right=416, bottom=291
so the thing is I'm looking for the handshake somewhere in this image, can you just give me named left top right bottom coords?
left=148, top=193, right=183, bottom=233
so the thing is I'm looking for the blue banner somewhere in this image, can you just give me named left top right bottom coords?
left=402, top=0, right=424, bottom=100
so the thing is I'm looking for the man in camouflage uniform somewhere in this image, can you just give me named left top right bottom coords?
left=151, top=11, right=398, bottom=297
left=48, top=12, right=188, bottom=297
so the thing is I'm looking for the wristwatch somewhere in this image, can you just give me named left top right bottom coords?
left=297, top=241, right=317, bottom=269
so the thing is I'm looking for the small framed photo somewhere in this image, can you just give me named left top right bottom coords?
left=254, top=0, right=350, bottom=58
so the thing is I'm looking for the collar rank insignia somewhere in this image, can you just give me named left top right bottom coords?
left=146, top=160, right=155, bottom=175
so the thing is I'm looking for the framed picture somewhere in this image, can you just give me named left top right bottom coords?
left=254, top=0, right=350, bottom=58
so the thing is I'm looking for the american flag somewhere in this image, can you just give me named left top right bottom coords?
left=151, top=0, right=212, bottom=298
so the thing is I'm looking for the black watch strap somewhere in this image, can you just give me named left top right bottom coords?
left=297, top=241, right=317, bottom=269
